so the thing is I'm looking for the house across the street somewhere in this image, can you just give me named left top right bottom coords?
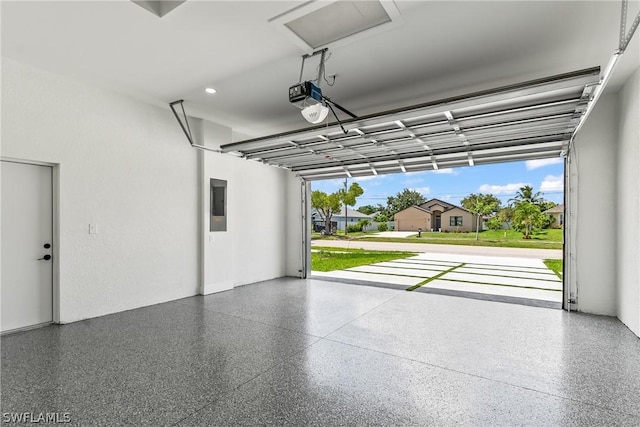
left=544, top=204, right=565, bottom=228
left=394, top=199, right=481, bottom=232
left=311, top=208, right=373, bottom=232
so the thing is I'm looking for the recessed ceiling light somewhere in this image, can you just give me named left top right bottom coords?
left=205, top=88, right=217, bottom=94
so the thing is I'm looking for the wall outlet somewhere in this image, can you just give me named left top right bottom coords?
left=89, top=224, right=98, bottom=234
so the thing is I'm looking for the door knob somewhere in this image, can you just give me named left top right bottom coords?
left=38, top=255, right=52, bottom=261
left=44, top=243, right=51, bottom=249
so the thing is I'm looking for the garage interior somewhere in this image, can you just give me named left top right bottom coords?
left=1, top=1, right=639, bottom=425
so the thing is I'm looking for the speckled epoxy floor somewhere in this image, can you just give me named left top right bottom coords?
left=2, top=278, right=639, bottom=426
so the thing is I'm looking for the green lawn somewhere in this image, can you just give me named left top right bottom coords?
left=312, top=229, right=563, bottom=250
left=411, top=229, right=562, bottom=242
left=544, top=259, right=563, bottom=279
left=311, top=248, right=416, bottom=272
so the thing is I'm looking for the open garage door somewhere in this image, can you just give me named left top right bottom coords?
left=220, top=68, right=599, bottom=180
left=221, top=68, right=598, bottom=309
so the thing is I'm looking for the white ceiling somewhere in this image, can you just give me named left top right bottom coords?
left=2, top=1, right=638, bottom=139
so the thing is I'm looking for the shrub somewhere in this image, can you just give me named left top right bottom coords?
left=357, top=219, right=371, bottom=231
left=374, top=214, right=388, bottom=223
left=347, top=224, right=361, bottom=233
left=540, top=214, right=555, bottom=229
left=378, top=223, right=388, bottom=232
left=485, top=217, right=502, bottom=231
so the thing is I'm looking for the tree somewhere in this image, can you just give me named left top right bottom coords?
left=340, top=182, right=364, bottom=209
left=374, top=213, right=389, bottom=223
left=311, top=190, right=341, bottom=233
left=373, top=207, right=392, bottom=220
left=485, top=217, right=503, bottom=231
left=496, top=206, right=514, bottom=237
left=537, top=201, right=558, bottom=229
left=386, top=189, right=427, bottom=216
left=339, top=182, right=364, bottom=235
left=509, top=185, right=543, bottom=206
left=460, top=193, right=501, bottom=214
left=508, top=185, right=553, bottom=238
left=512, top=201, right=545, bottom=239
left=460, top=193, right=501, bottom=240
left=539, top=200, right=557, bottom=212
left=357, top=205, right=377, bottom=215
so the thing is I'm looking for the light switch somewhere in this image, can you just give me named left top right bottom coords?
left=89, top=224, right=98, bottom=234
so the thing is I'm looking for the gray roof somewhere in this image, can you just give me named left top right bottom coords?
left=544, top=204, right=565, bottom=214
left=311, top=208, right=373, bottom=220
left=333, top=208, right=374, bottom=219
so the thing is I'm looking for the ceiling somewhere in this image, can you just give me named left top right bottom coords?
left=2, top=1, right=638, bottom=141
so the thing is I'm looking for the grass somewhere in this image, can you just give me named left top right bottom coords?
left=312, top=229, right=564, bottom=250
left=406, top=263, right=465, bottom=291
left=414, top=229, right=562, bottom=242
left=311, top=248, right=417, bottom=272
left=311, top=231, right=369, bottom=240
left=544, top=259, right=563, bottom=279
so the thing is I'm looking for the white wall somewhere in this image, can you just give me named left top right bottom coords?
left=616, top=66, right=640, bottom=337
left=1, top=58, right=200, bottom=323
left=570, top=94, right=619, bottom=316
left=2, top=58, right=306, bottom=322
left=200, top=122, right=302, bottom=293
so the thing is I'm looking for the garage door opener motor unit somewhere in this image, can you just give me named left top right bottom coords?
left=289, top=48, right=357, bottom=127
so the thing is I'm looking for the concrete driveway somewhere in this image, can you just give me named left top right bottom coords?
left=311, top=239, right=563, bottom=260
left=311, top=240, right=564, bottom=307
left=371, top=231, right=418, bottom=238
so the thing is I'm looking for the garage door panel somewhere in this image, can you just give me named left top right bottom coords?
left=221, top=67, right=600, bottom=180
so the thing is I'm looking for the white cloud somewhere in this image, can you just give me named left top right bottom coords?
left=431, top=168, right=458, bottom=175
left=410, top=186, right=431, bottom=195
left=540, top=175, right=563, bottom=192
left=353, top=175, right=383, bottom=182
left=478, top=183, right=529, bottom=195
left=525, top=158, right=563, bottom=170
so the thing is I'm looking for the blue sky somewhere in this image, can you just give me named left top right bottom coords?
left=310, top=158, right=564, bottom=208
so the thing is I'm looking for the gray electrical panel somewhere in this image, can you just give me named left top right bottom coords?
left=210, top=179, right=227, bottom=232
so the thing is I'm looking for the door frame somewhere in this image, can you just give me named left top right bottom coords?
left=303, top=179, right=311, bottom=279
left=1, top=157, right=60, bottom=325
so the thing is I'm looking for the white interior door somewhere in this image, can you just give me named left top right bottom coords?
left=1, top=161, right=53, bottom=332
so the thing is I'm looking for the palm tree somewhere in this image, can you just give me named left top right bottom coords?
left=513, top=201, right=544, bottom=239
left=509, top=185, right=543, bottom=206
